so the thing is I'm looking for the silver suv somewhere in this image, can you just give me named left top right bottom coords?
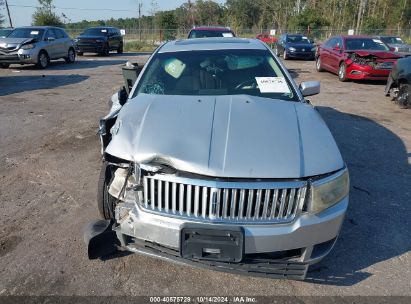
left=0, top=26, right=75, bottom=69
left=85, top=38, right=349, bottom=280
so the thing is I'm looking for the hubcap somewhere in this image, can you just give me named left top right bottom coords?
left=398, top=89, right=409, bottom=104
left=40, top=54, right=47, bottom=67
left=339, top=66, right=345, bottom=79
left=69, top=50, right=75, bottom=61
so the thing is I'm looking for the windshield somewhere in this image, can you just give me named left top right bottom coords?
left=345, top=38, right=390, bottom=51
left=189, top=30, right=234, bottom=38
left=286, top=35, right=311, bottom=44
left=0, top=29, right=12, bottom=37
left=82, top=28, right=108, bottom=36
left=8, top=28, right=44, bottom=40
left=135, top=49, right=297, bottom=101
left=380, top=36, right=404, bottom=44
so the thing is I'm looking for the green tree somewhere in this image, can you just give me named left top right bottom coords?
left=0, top=0, right=5, bottom=27
left=195, top=0, right=224, bottom=26
left=156, top=11, right=178, bottom=40
left=32, top=0, right=64, bottom=27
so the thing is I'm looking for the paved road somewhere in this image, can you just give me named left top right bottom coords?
left=0, top=52, right=410, bottom=296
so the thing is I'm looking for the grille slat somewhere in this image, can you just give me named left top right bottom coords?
left=142, top=176, right=306, bottom=223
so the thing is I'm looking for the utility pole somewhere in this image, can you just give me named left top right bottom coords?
left=5, top=0, right=13, bottom=28
left=138, top=2, right=143, bottom=41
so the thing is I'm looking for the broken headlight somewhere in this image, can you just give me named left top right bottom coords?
left=21, top=43, right=35, bottom=50
left=309, top=168, right=349, bottom=214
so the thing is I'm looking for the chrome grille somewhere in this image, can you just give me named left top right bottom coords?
left=141, top=175, right=307, bottom=223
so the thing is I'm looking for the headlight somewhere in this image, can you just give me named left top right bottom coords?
left=289, top=47, right=296, bottom=52
left=96, top=39, right=104, bottom=43
left=310, top=169, right=349, bottom=214
left=21, top=43, right=35, bottom=50
left=311, top=47, right=316, bottom=52
left=74, top=38, right=79, bottom=43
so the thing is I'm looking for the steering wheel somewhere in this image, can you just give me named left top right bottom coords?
left=234, top=78, right=258, bottom=90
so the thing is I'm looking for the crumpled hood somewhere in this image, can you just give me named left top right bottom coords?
left=0, top=37, right=34, bottom=47
left=347, top=50, right=401, bottom=59
left=106, top=94, right=344, bottom=178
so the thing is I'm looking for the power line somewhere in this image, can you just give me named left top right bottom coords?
left=8, top=4, right=138, bottom=13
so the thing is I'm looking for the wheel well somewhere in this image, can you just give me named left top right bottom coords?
left=398, top=78, right=409, bottom=85
left=38, top=49, right=49, bottom=58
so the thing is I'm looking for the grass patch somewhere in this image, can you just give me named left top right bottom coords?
left=124, top=41, right=156, bottom=53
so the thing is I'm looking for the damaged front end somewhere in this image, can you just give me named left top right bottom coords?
left=346, top=52, right=397, bottom=72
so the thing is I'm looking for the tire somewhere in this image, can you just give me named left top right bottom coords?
left=316, top=56, right=324, bottom=72
left=102, top=44, right=110, bottom=56
left=117, top=42, right=123, bottom=54
left=0, top=63, right=10, bottom=69
left=283, top=50, right=289, bottom=60
left=36, top=51, right=49, bottom=69
left=65, top=48, right=76, bottom=63
left=97, top=162, right=116, bottom=220
left=338, top=62, right=348, bottom=82
left=77, top=52, right=84, bottom=56
left=397, top=83, right=410, bottom=109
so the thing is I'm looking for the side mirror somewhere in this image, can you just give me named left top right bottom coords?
left=118, top=87, right=128, bottom=106
left=333, top=46, right=341, bottom=52
left=299, top=81, right=320, bottom=97
left=47, top=37, right=55, bottom=42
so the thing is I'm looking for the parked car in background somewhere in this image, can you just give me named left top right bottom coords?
left=375, top=35, right=411, bottom=56
left=75, top=27, right=123, bottom=56
left=274, top=34, right=316, bottom=60
left=256, top=33, right=278, bottom=44
left=316, top=35, right=401, bottom=82
left=0, top=26, right=75, bottom=69
left=385, top=56, right=411, bottom=108
left=188, top=26, right=235, bottom=38
left=0, top=28, right=13, bottom=38
left=85, top=38, right=350, bottom=281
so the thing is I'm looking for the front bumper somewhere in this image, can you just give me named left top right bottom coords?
left=346, top=63, right=391, bottom=80
left=287, top=50, right=315, bottom=59
left=113, top=196, right=348, bottom=278
left=75, top=43, right=104, bottom=53
left=0, top=48, right=40, bottom=64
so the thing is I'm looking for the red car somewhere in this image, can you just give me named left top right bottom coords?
left=316, top=35, right=401, bottom=81
left=256, top=33, right=278, bottom=44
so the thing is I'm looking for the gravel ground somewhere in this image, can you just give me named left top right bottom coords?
left=0, top=52, right=410, bottom=297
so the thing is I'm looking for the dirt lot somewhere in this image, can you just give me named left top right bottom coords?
left=0, top=52, right=410, bottom=297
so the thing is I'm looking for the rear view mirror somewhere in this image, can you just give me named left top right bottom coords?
left=299, top=81, right=320, bottom=97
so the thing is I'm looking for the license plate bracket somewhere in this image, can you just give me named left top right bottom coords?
left=180, top=225, right=244, bottom=263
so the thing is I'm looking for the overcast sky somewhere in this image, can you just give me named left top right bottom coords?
left=2, top=0, right=226, bottom=27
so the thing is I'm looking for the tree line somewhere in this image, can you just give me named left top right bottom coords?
left=1, top=0, right=410, bottom=34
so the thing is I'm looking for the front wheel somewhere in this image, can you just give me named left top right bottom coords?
left=65, top=48, right=76, bottom=63
left=316, top=56, right=324, bottom=72
left=338, top=62, right=348, bottom=82
left=397, top=83, right=410, bottom=108
left=102, top=44, right=110, bottom=56
left=36, top=51, right=49, bottom=69
left=117, top=43, right=123, bottom=54
left=273, top=45, right=280, bottom=56
left=283, top=50, right=289, bottom=60
left=0, top=63, right=10, bottom=69
left=97, top=162, right=116, bottom=220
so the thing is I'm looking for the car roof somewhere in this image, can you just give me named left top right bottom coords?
left=158, top=38, right=266, bottom=53
left=191, top=26, right=232, bottom=31
left=340, top=35, right=374, bottom=39
left=88, top=26, right=118, bottom=29
left=17, top=26, right=60, bottom=29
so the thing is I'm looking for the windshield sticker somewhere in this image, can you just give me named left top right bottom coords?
left=396, top=38, right=403, bottom=42
left=303, top=36, right=308, bottom=39
left=255, top=77, right=290, bottom=93
left=164, top=58, right=186, bottom=79
left=30, top=31, right=39, bottom=35
left=101, top=29, right=107, bottom=33
left=222, top=32, right=234, bottom=37
left=373, top=39, right=383, bottom=44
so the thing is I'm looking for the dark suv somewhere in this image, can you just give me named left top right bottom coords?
left=188, top=26, right=235, bottom=39
left=75, top=27, right=123, bottom=56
